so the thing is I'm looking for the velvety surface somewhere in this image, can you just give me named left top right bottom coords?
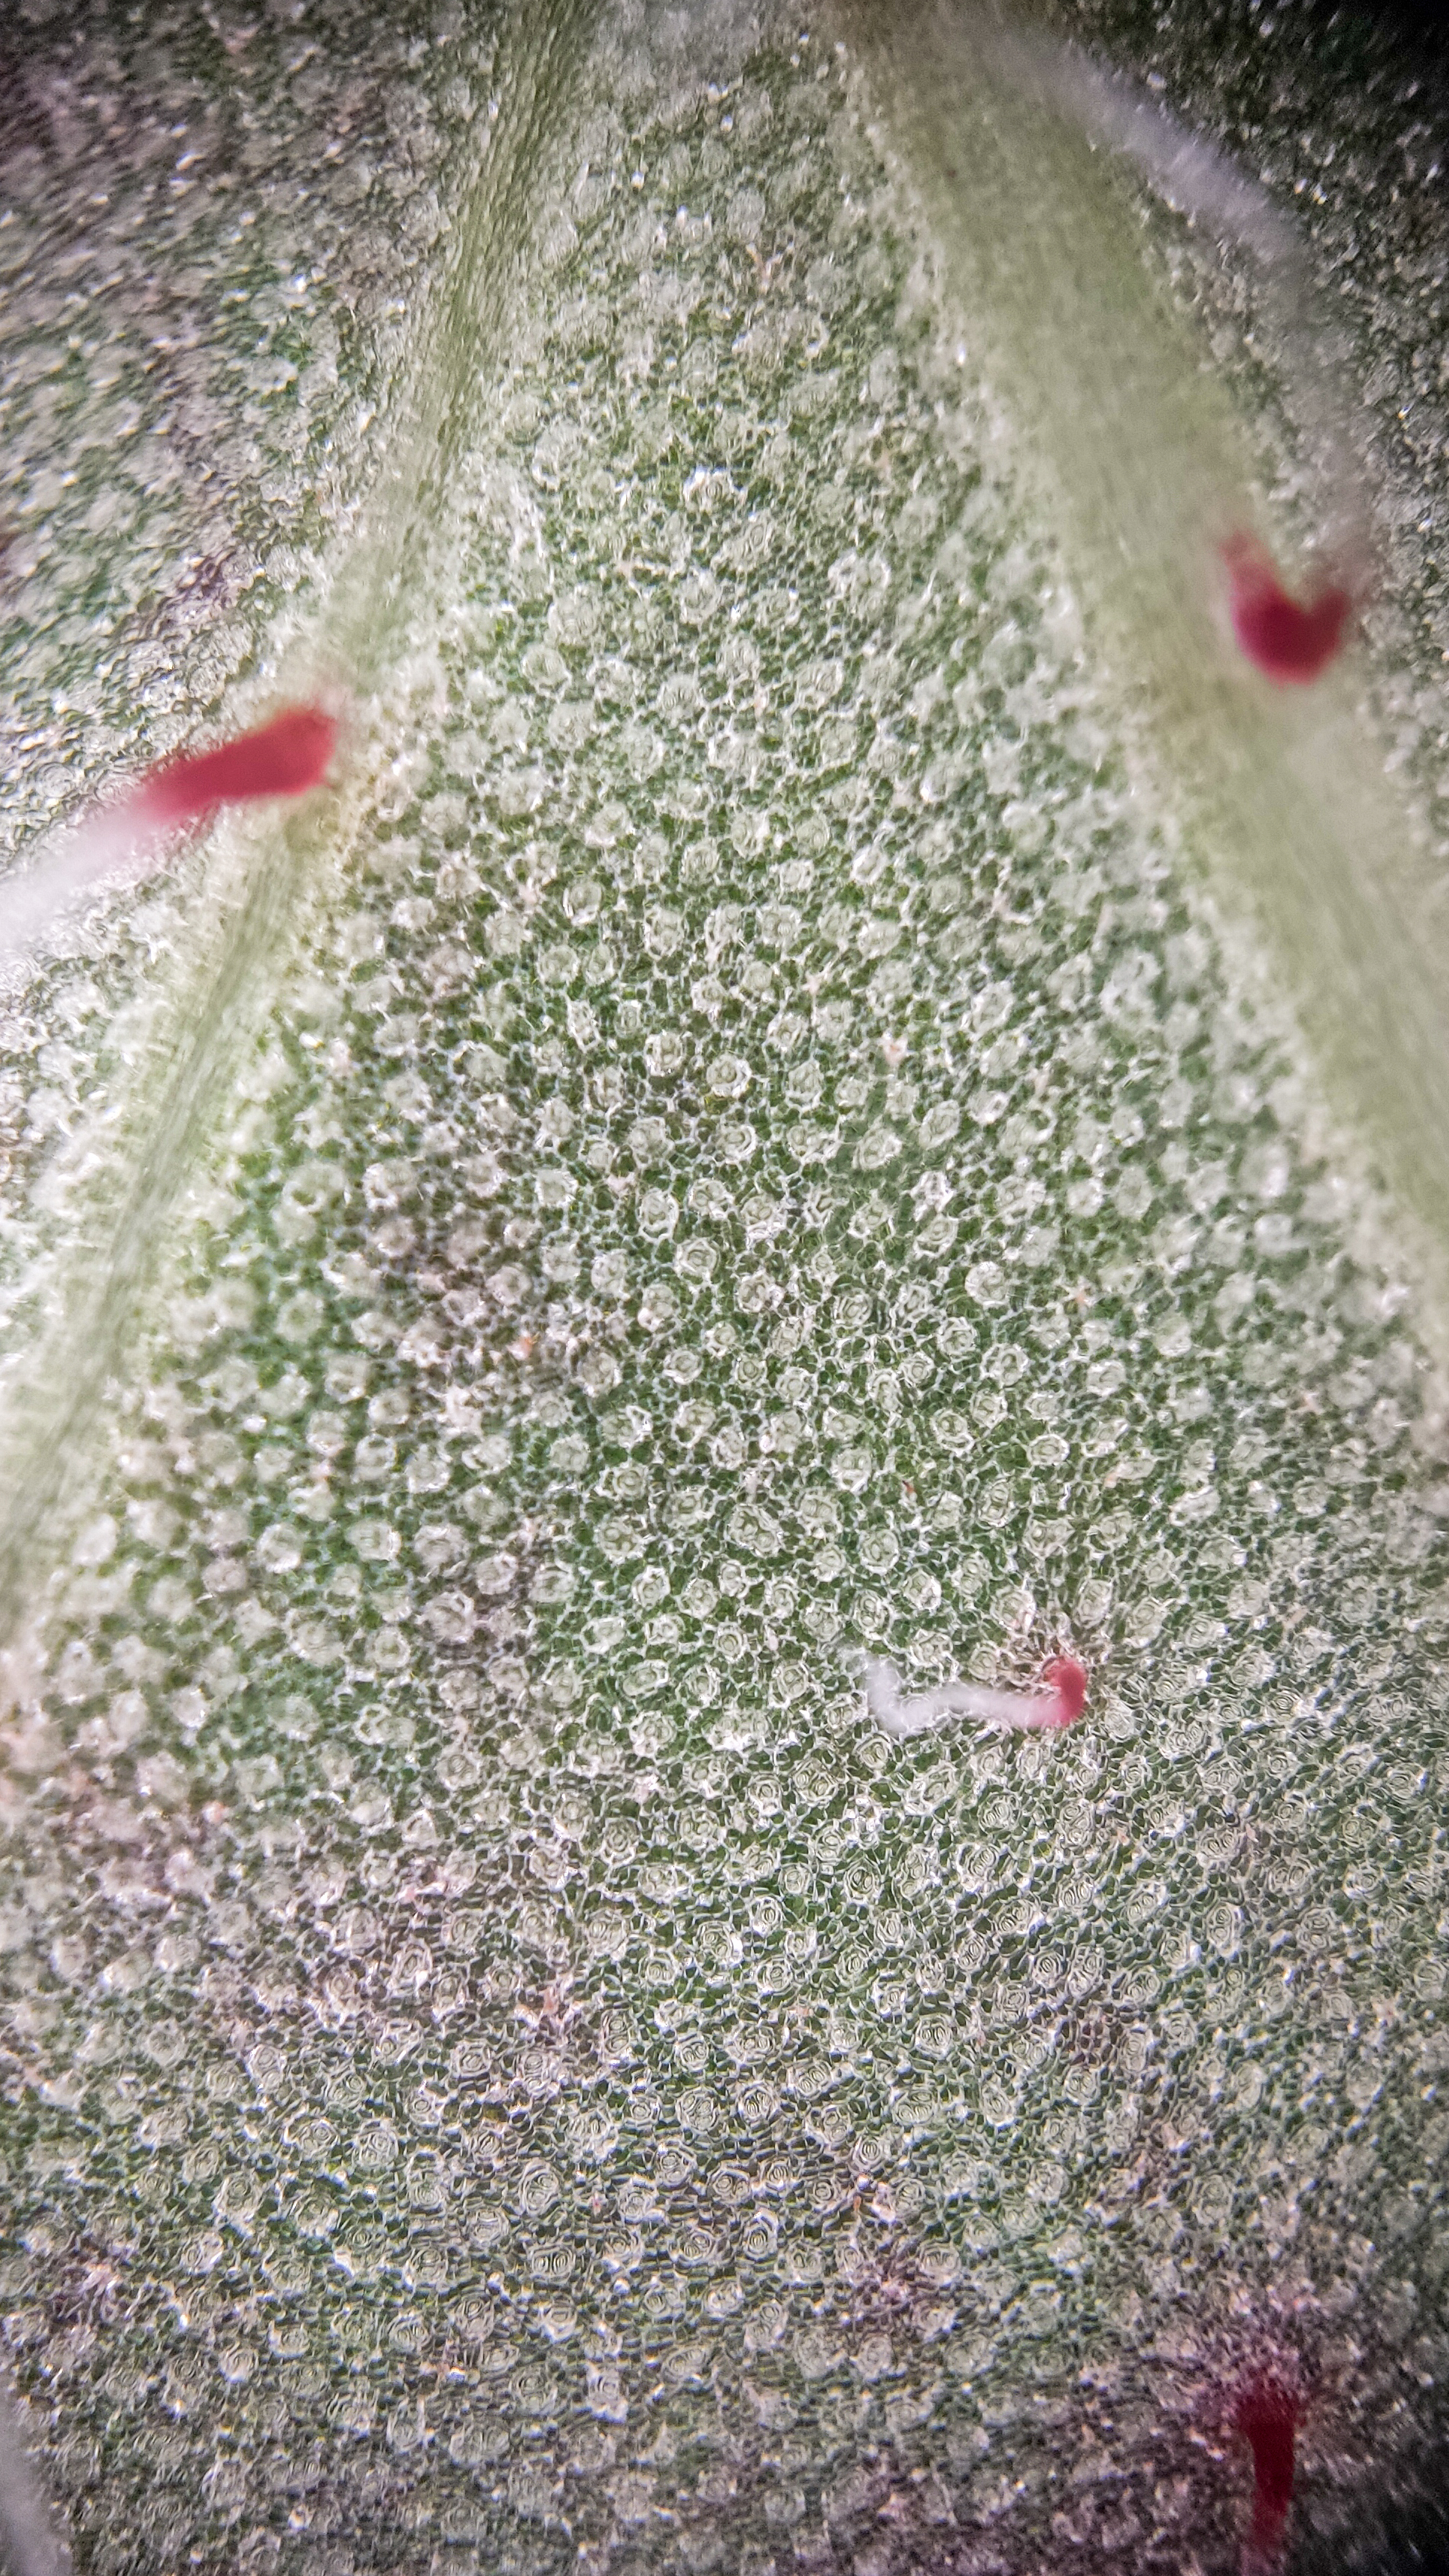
left=1, top=2, right=1448, bottom=2570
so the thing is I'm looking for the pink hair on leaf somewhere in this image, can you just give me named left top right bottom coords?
left=857, top=1652, right=1088, bottom=1740
left=1235, top=2374, right=1303, bottom=2572
left=1222, top=536, right=1351, bottom=685
left=130, top=704, right=337, bottom=827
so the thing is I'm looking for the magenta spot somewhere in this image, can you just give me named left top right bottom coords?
left=1041, top=1656, right=1088, bottom=1727
left=134, top=704, right=337, bottom=827
left=1224, top=538, right=1350, bottom=685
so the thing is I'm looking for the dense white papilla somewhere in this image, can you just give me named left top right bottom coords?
left=975, top=8, right=1370, bottom=564
left=0, top=2377, right=68, bottom=2576
left=1005, top=29, right=1296, bottom=267
left=0, top=801, right=169, bottom=980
